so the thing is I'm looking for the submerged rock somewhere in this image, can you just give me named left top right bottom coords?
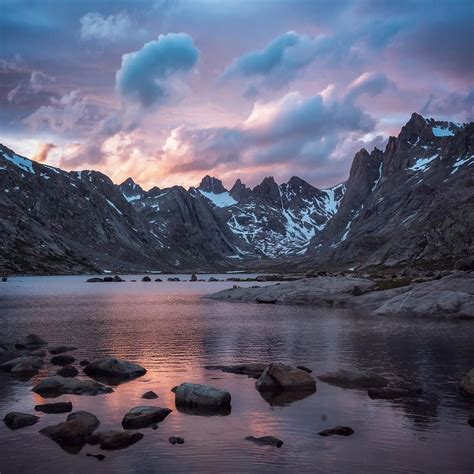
left=33, top=376, right=113, bottom=397
left=57, top=365, right=79, bottom=378
left=318, top=426, right=354, bottom=437
left=86, top=453, right=105, bottom=461
left=83, top=357, right=146, bottom=381
left=317, top=369, right=388, bottom=389
left=30, top=349, right=47, bottom=357
left=122, top=406, right=172, bottom=429
left=25, top=334, right=47, bottom=347
left=169, top=436, right=185, bottom=445
left=367, top=387, right=423, bottom=399
left=256, top=296, right=277, bottom=304
left=3, top=412, right=39, bottom=430
left=79, top=359, right=90, bottom=367
left=142, top=390, right=158, bottom=399
left=35, top=402, right=73, bottom=414
left=11, top=362, right=39, bottom=377
left=86, top=278, right=103, bottom=283
left=459, top=368, right=474, bottom=397
left=40, top=411, right=100, bottom=453
left=49, top=345, right=77, bottom=355
left=172, top=383, right=231, bottom=411
left=91, top=430, right=144, bottom=450
left=204, top=363, right=268, bottom=379
left=245, top=435, right=283, bottom=447
left=255, top=363, right=316, bottom=392
left=0, top=356, right=44, bottom=373
left=50, top=354, right=76, bottom=366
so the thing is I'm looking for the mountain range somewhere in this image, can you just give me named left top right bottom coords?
left=0, top=113, right=472, bottom=274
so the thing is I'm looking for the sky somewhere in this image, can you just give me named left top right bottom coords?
left=1, top=0, right=473, bottom=190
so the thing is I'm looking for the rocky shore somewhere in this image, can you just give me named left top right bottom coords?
left=207, top=271, right=474, bottom=319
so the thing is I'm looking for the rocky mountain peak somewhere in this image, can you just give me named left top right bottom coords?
left=230, top=178, right=251, bottom=201
left=251, top=176, right=280, bottom=204
left=119, top=177, right=144, bottom=202
left=198, top=175, right=227, bottom=194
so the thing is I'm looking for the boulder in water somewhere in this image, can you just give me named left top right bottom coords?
left=57, top=365, right=78, bottom=378
left=319, top=426, right=354, bottom=437
left=255, top=363, right=316, bottom=392
left=33, top=376, right=113, bottom=397
left=245, top=435, right=283, bottom=447
left=367, top=387, right=423, bottom=399
left=142, top=390, right=158, bottom=399
left=40, top=411, right=100, bottom=453
left=49, top=346, right=77, bottom=355
left=3, top=412, right=39, bottom=430
left=0, top=356, right=44, bottom=373
left=91, top=430, right=144, bottom=450
left=172, top=383, right=231, bottom=411
left=122, top=406, right=172, bottom=429
left=51, top=354, right=76, bottom=366
left=83, top=357, right=146, bottom=381
left=35, top=402, right=73, bottom=414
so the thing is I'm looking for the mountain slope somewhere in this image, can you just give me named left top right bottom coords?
left=307, top=113, right=474, bottom=267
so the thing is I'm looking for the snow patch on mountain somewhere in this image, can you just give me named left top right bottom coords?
left=199, top=190, right=237, bottom=208
left=408, top=154, right=439, bottom=172
left=2, top=152, right=35, bottom=174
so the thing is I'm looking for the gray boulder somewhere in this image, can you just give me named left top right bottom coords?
left=3, top=412, right=39, bottom=430
left=459, top=368, right=474, bottom=397
left=32, top=376, right=113, bottom=397
left=169, top=436, right=185, bottom=445
left=255, top=363, right=316, bottom=392
left=35, top=402, right=73, bottom=414
left=245, top=435, right=283, bottom=447
left=172, top=383, right=231, bottom=410
left=83, top=357, right=146, bottom=381
left=40, top=411, right=100, bottom=452
left=122, top=406, right=172, bottom=429
left=318, top=369, right=388, bottom=389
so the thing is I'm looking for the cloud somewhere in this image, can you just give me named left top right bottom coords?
left=421, top=88, right=474, bottom=122
left=34, top=142, right=57, bottom=163
left=345, top=72, right=393, bottom=101
left=116, top=32, right=200, bottom=108
left=23, top=91, right=106, bottom=133
left=158, top=85, right=377, bottom=181
left=80, top=11, right=135, bottom=43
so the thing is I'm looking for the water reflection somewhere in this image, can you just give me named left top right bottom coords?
left=0, top=275, right=473, bottom=473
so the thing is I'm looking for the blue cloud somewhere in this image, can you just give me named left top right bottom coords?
left=116, top=32, right=199, bottom=108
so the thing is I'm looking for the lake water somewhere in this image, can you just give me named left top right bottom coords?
left=0, top=275, right=473, bottom=473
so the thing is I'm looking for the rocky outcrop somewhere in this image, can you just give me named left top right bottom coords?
left=3, top=412, right=39, bottom=430
left=255, top=363, right=316, bottom=392
left=32, top=376, right=113, bottom=397
left=172, top=383, right=231, bottom=411
left=122, top=406, right=172, bottom=429
left=0, top=356, right=44, bottom=372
